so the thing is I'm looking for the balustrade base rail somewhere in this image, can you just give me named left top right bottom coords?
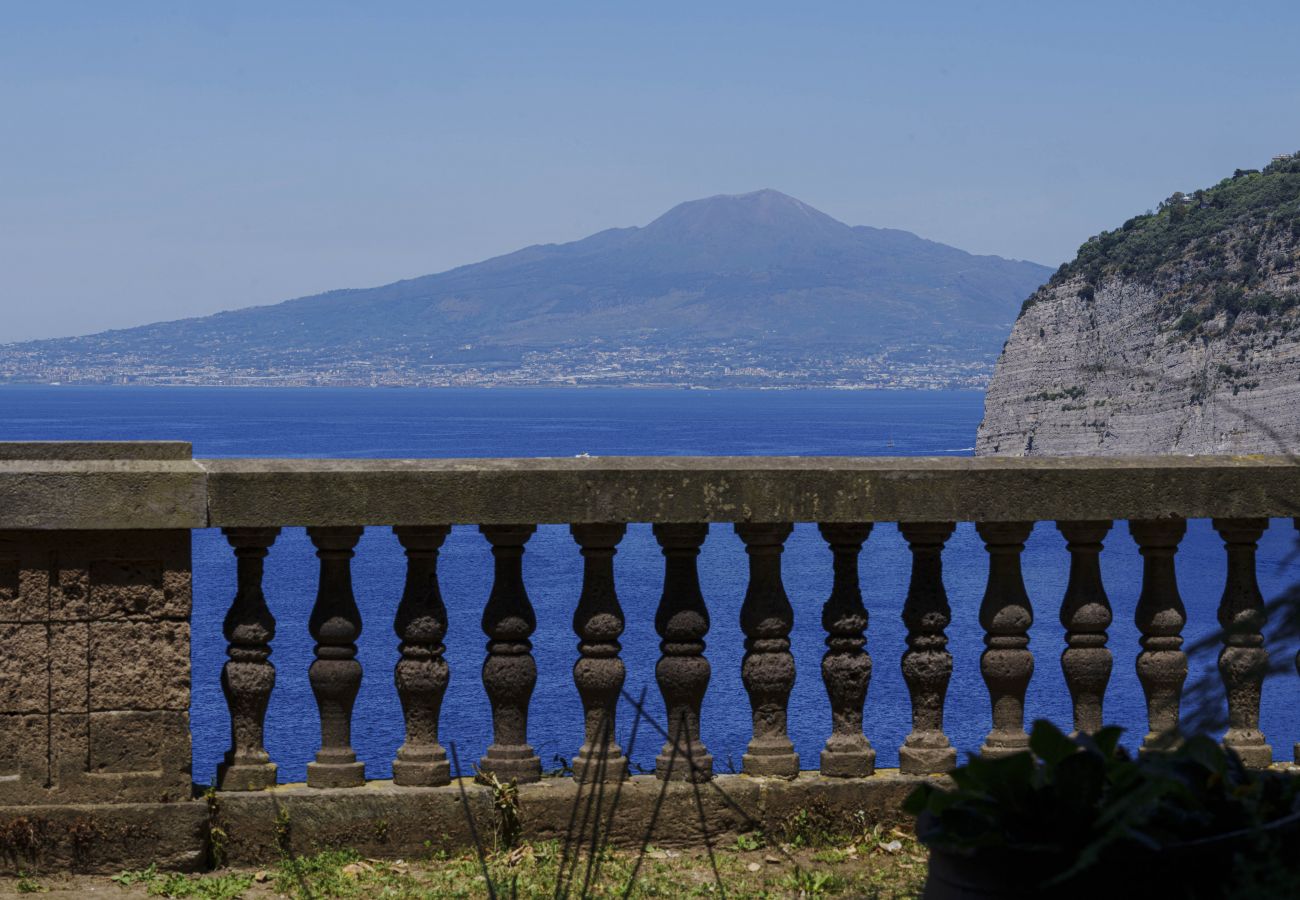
left=0, top=772, right=927, bottom=874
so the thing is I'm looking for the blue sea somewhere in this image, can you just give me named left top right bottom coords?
left=2, top=385, right=1298, bottom=782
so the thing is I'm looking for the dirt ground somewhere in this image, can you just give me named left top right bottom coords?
left=0, top=829, right=928, bottom=898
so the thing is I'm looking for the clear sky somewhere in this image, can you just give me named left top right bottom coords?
left=3, top=1, right=1298, bottom=341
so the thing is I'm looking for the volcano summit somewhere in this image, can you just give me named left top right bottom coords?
left=0, top=190, right=1050, bottom=388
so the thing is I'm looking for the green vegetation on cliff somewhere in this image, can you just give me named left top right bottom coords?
left=1024, top=153, right=1300, bottom=331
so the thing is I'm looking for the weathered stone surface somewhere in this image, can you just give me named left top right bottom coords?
left=652, top=524, right=714, bottom=782
left=0, top=442, right=192, bottom=462
left=898, top=523, right=957, bottom=775
left=0, top=447, right=1298, bottom=531
left=88, top=559, right=186, bottom=620
left=976, top=522, right=1035, bottom=758
left=570, top=524, right=629, bottom=784
left=519, top=774, right=762, bottom=850
left=41, top=531, right=191, bottom=622
left=201, top=455, right=1300, bottom=526
left=391, top=526, right=452, bottom=788
left=1213, top=518, right=1273, bottom=768
left=213, top=783, right=491, bottom=867
left=1057, top=521, right=1113, bottom=735
left=478, top=525, right=542, bottom=784
left=0, top=715, right=48, bottom=788
left=86, top=711, right=189, bottom=776
left=0, top=801, right=208, bottom=874
left=0, top=462, right=205, bottom=531
left=218, top=528, right=280, bottom=792
left=0, top=625, right=48, bottom=715
left=737, top=523, right=799, bottom=779
left=760, top=771, right=927, bottom=834
left=1132, top=519, right=1189, bottom=752
left=214, top=773, right=932, bottom=867
left=89, top=622, right=189, bottom=711
left=0, top=558, right=19, bottom=618
left=46, top=625, right=88, bottom=715
left=45, top=712, right=191, bottom=805
left=817, top=523, right=876, bottom=778
left=0, top=529, right=192, bottom=806
left=51, top=565, right=89, bottom=622
left=306, top=527, right=366, bottom=790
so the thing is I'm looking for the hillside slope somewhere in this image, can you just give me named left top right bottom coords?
left=977, top=155, right=1300, bottom=455
left=0, top=190, right=1050, bottom=386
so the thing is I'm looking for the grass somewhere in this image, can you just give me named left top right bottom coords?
left=1, top=833, right=928, bottom=898
left=108, top=864, right=254, bottom=899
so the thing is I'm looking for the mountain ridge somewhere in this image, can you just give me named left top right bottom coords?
left=0, top=190, right=1052, bottom=388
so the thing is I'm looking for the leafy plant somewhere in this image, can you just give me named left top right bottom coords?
left=733, top=831, right=765, bottom=852
left=1022, top=152, right=1300, bottom=330
left=111, top=864, right=253, bottom=899
left=906, top=720, right=1300, bottom=891
left=14, top=872, right=43, bottom=893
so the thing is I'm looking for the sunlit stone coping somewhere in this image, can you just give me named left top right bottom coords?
left=0, top=442, right=1297, bottom=529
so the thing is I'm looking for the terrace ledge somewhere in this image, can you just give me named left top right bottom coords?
left=0, top=444, right=1296, bottom=530
left=200, top=454, right=1300, bottom=526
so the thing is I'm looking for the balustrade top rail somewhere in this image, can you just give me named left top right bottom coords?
left=0, top=442, right=1296, bottom=528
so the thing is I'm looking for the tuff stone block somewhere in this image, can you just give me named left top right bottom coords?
left=49, top=624, right=89, bottom=714
left=0, top=557, right=19, bottom=617
left=0, top=801, right=208, bottom=874
left=0, top=625, right=48, bottom=715
left=88, top=711, right=189, bottom=777
left=89, top=560, right=165, bottom=619
left=0, top=528, right=193, bottom=806
left=50, top=564, right=89, bottom=622
left=88, top=621, right=189, bottom=711
left=49, top=712, right=191, bottom=804
left=0, top=714, right=48, bottom=795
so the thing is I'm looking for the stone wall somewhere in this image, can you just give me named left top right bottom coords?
left=0, top=530, right=192, bottom=805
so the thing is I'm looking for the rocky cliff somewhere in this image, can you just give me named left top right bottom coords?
left=977, top=155, right=1300, bottom=456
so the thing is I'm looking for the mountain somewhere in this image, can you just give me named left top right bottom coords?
left=0, top=190, right=1052, bottom=388
left=977, top=154, right=1300, bottom=455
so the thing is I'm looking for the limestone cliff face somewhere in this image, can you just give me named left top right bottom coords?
left=978, top=158, right=1300, bottom=456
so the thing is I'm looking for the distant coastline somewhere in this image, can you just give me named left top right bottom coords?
left=0, top=341, right=996, bottom=391
left=0, top=189, right=1047, bottom=393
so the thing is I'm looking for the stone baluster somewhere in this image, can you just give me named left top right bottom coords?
left=1212, top=518, right=1273, bottom=768
left=976, top=522, right=1035, bottom=758
left=217, top=527, right=281, bottom=791
left=898, top=522, right=957, bottom=774
left=570, top=524, right=629, bottom=784
left=392, top=526, right=452, bottom=786
left=1131, top=519, right=1188, bottom=752
left=652, top=524, right=713, bottom=782
left=817, top=523, right=876, bottom=778
left=1057, top=521, right=1113, bottom=735
left=306, top=526, right=366, bottom=788
left=736, top=522, right=799, bottom=778
left=478, top=524, right=542, bottom=783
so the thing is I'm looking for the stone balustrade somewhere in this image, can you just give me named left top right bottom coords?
left=1, top=442, right=1299, bottom=870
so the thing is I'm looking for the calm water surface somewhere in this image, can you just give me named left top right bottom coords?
left=2, top=385, right=1297, bottom=782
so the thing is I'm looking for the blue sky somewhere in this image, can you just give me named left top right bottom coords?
left=3, top=1, right=1298, bottom=341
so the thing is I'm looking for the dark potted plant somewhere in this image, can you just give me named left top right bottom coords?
left=905, top=721, right=1300, bottom=899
